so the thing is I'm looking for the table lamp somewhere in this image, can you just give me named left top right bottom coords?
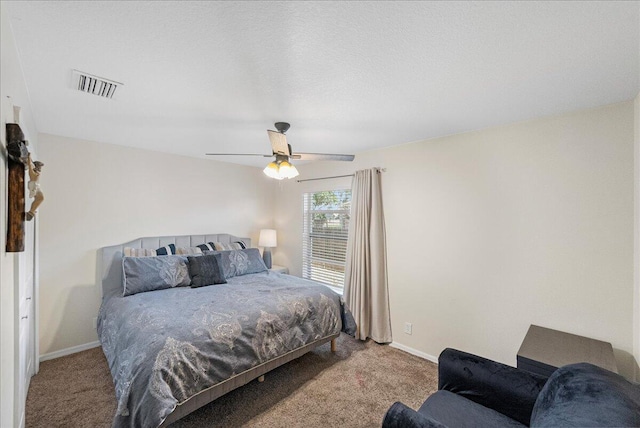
left=259, top=229, right=277, bottom=269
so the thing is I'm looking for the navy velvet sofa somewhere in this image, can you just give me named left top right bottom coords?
left=382, top=348, right=640, bottom=427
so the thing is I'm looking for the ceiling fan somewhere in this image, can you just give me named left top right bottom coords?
left=206, top=122, right=355, bottom=180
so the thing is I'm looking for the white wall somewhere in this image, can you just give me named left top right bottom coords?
left=1, top=2, right=40, bottom=426
left=275, top=101, right=637, bottom=378
left=37, top=134, right=275, bottom=355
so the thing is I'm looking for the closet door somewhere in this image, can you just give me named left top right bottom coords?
left=17, top=219, right=35, bottom=425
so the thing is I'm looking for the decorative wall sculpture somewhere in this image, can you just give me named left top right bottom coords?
left=6, top=123, right=28, bottom=252
left=26, top=153, right=44, bottom=221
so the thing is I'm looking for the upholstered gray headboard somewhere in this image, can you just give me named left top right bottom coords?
left=98, top=234, right=251, bottom=297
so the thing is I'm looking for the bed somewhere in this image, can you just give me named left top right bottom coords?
left=97, top=233, right=355, bottom=427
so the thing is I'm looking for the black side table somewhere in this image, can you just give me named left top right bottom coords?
left=517, top=325, right=618, bottom=377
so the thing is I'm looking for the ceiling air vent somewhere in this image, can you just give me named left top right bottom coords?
left=72, top=69, right=122, bottom=99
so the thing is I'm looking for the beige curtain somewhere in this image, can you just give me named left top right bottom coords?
left=344, top=168, right=392, bottom=343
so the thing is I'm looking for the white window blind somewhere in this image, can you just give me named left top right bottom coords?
left=302, top=190, right=351, bottom=288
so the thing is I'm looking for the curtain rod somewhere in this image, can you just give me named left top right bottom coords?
left=296, top=168, right=386, bottom=183
left=296, top=174, right=353, bottom=183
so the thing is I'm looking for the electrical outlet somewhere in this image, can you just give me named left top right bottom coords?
left=93, top=317, right=98, bottom=329
left=404, top=322, right=412, bottom=335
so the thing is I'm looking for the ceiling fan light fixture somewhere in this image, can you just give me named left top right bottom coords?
left=263, top=161, right=282, bottom=179
left=209, top=122, right=352, bottom=179
left=288, top=164, right=300, bottom=179
left=278, top=161, right=299, bottom=179
left=263, top=159, right=299, bottom=180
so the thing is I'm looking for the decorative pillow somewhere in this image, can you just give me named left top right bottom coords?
left=212, top=241, right=246, bottom=251
left=155, top=244, right=176, bottom=255
left=187, top=253, right=227, bottom=288
left=210, top=248, right=267, bottom=279
left=124, top=245, right=201, bottom=257
left=175, top=246, right=203, bottom=255
left=124, top=247, right=157, bottom=257
left=122, top=255, right=190, bottom=296
left=197, top=243, right=215, bottom=252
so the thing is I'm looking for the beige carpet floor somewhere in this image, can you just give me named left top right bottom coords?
left=26, top=334, right=438, bottom=427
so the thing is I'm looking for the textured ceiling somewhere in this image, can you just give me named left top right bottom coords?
left=5, top=1, right=640, bottom=167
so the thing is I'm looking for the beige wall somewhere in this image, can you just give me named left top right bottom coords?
left=37, top=134, right=275, bottom=354
left=634, top=93, right=640, bottom=380
left=1, top=2, right=40, bottom=426
left=36, top=100, right=637, bottom=379
left=275, top=101, right=636, bottom=378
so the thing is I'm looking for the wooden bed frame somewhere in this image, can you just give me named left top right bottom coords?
left=97, top=233, right=338, bottom=427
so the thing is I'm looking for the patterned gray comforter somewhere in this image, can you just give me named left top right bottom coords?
left=98, top=271, right=355, bottom=428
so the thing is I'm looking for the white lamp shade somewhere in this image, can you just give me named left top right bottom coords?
left=259, top=229, right=277, bottom=247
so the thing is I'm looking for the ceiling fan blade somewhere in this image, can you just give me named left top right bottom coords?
left=206, top=153, right=273, bottom=157
left=267, top=130, right=290, bottom=156
left=293, top=152, right=355, bottom=162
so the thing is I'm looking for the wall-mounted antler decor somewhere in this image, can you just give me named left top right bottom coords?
left=6, top=123, right=29, bottom=252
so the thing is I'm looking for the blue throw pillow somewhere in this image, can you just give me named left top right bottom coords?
left=187, top=253, right=227, bottom=288
left=197, top=243, right=215, bottom=252
left=207, top=248, right=267, bottom=279
left=196, top=241, right=247, bottom=252
left=122, top=255, right=190, bottom=296
left=155, top=244, right=176, bottom=255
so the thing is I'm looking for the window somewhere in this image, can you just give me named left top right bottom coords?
left=302, top=189, right=351, bottom=288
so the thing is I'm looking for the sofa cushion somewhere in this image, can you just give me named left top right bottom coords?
left=419, top=390, right=526, bottom=428
left=438, top=347, right=546, bottom=425
left=383, top=402, right=447, bottom=428
left=531, top=363, right=640, bottom=427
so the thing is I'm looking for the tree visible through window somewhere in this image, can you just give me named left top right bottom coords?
left=302, top=189, right=351, bottom=288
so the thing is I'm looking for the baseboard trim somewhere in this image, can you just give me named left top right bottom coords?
left=39, top=341, right=100, bottom=362
left=389, top=342, right=439, bottom=364
left=40, top=340, right=436, bottom=364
